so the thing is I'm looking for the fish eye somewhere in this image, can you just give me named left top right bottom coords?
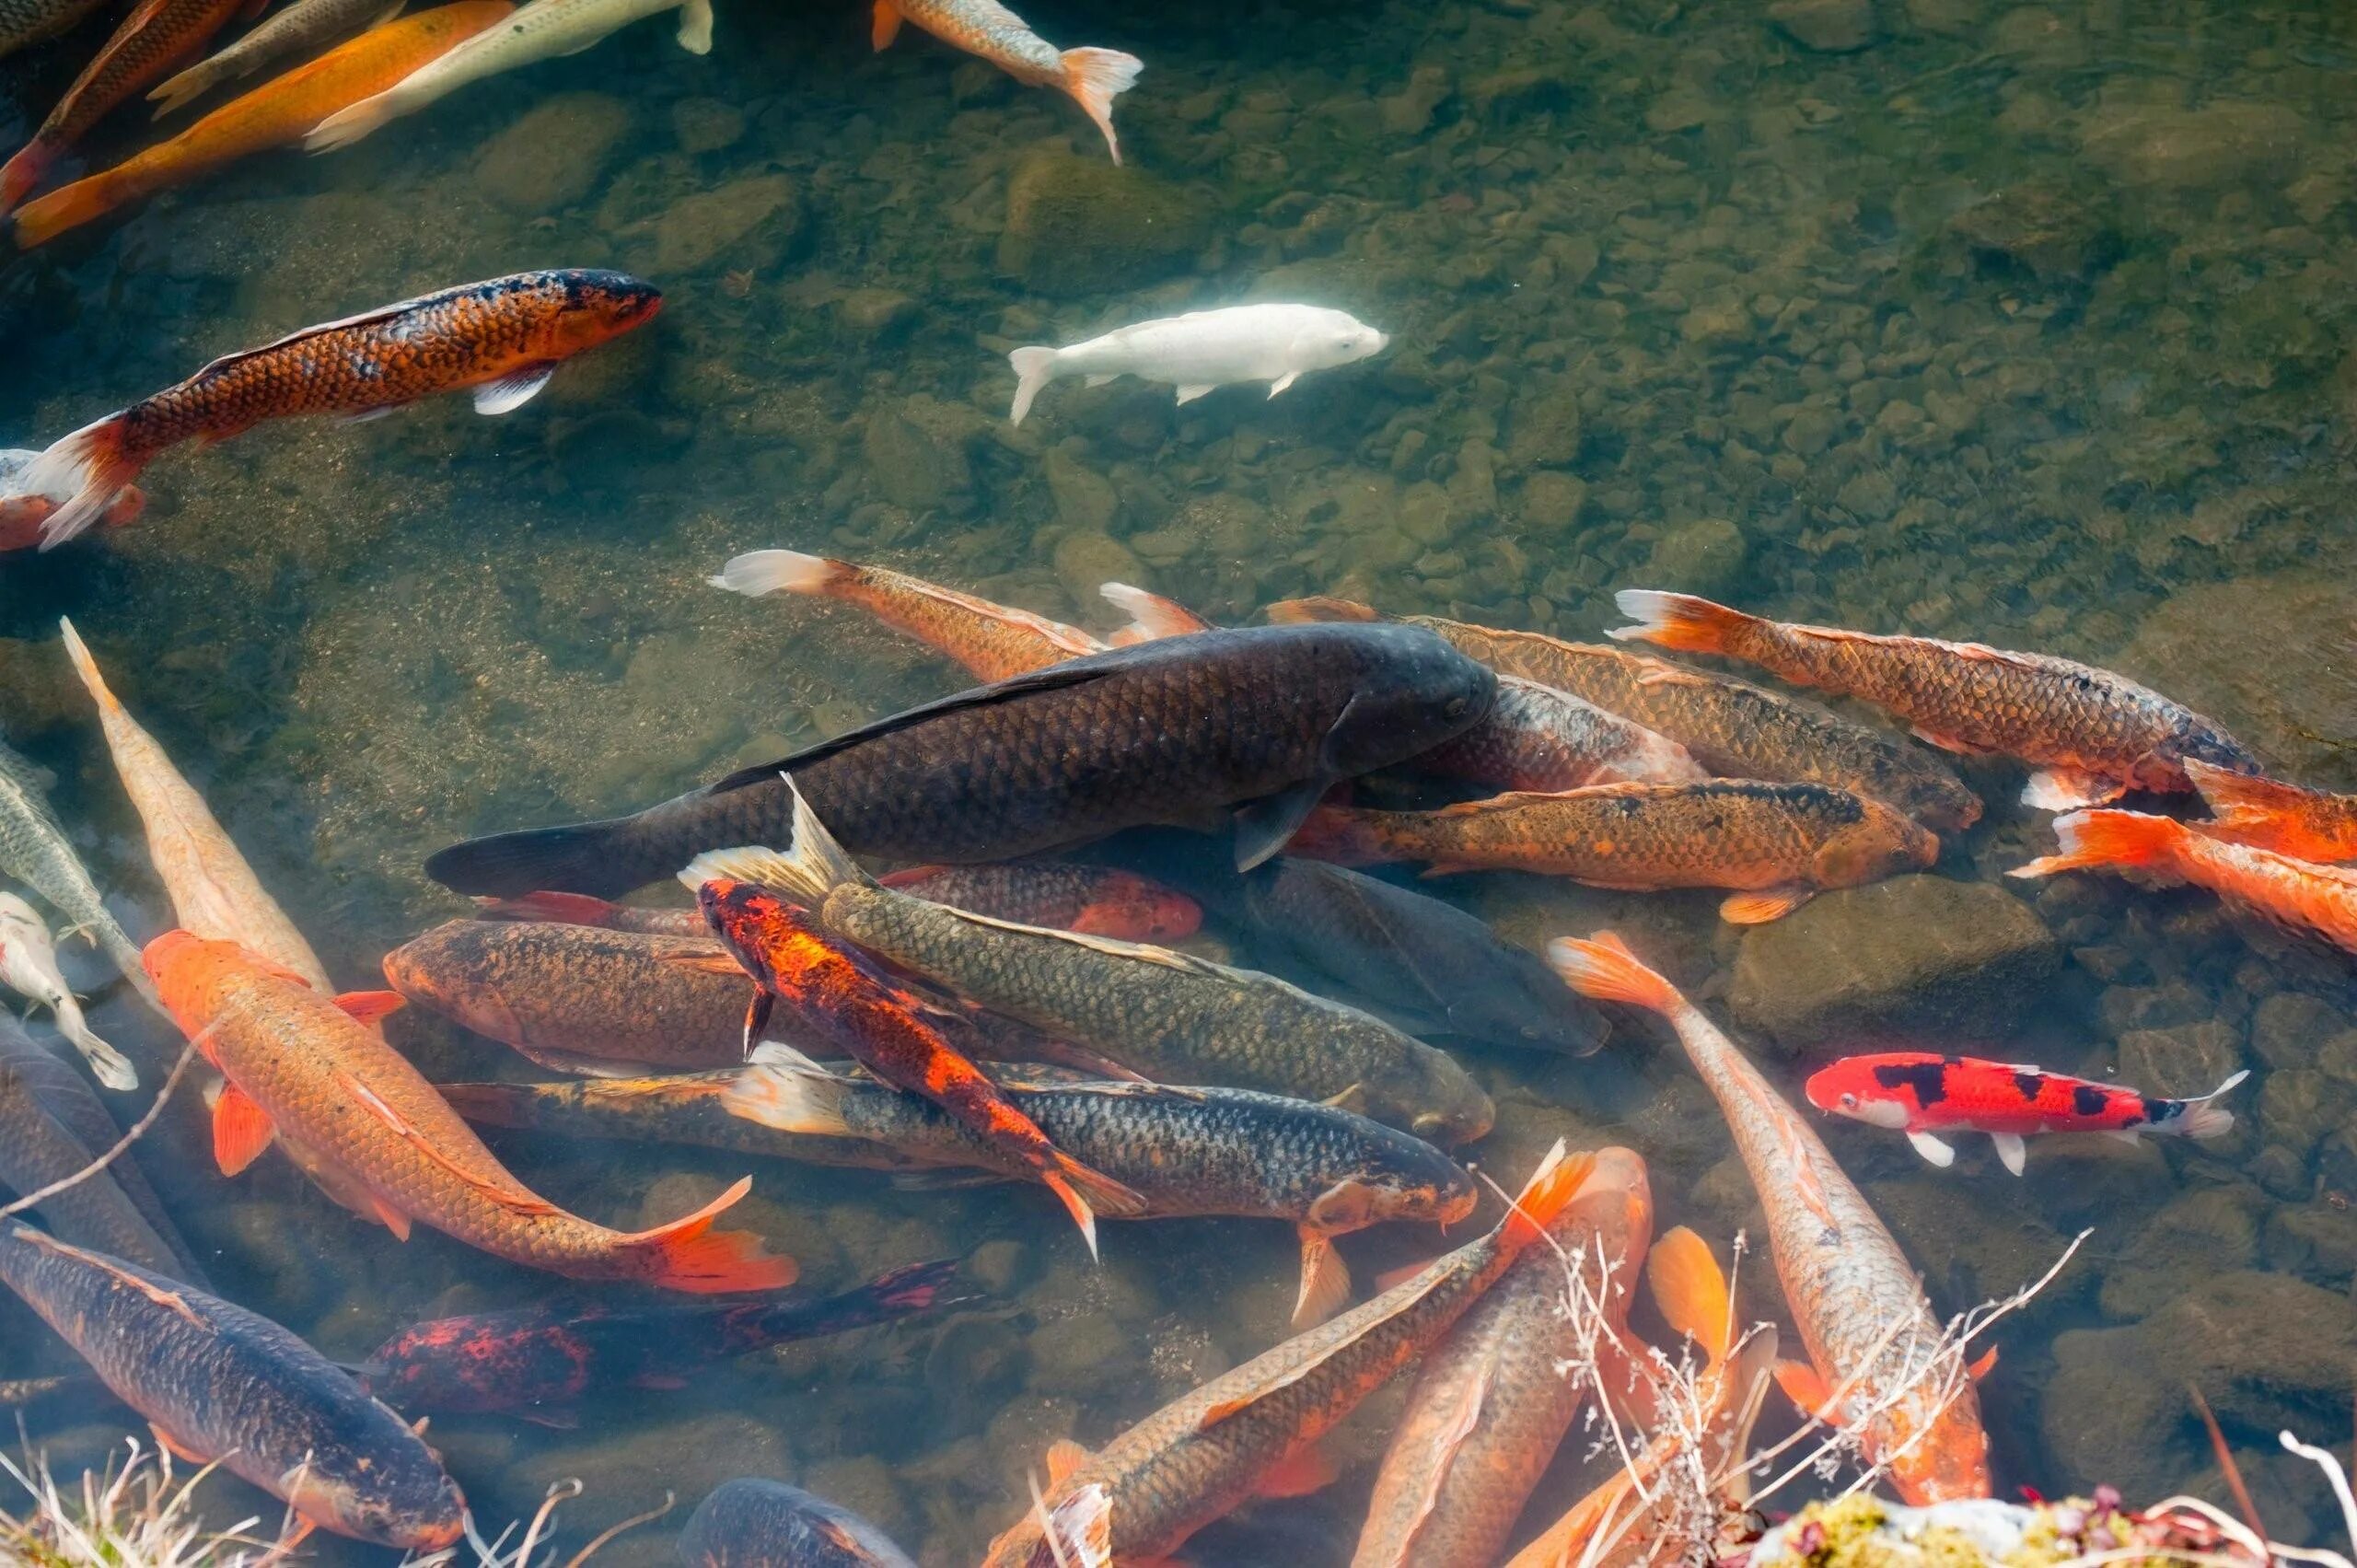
left=1442, top=695, right=1470, bottom=720
left=1840, top=1093, right=1858, bottom=1109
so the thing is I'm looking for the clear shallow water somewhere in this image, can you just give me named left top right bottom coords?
left=5, top=0, right=2357, bottom=1562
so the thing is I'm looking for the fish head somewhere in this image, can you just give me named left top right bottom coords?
left=1810, top=800, right=1939, bottom=889
left=695, top=880, right=840, bottom=999
left=280, top=1423, right=467, bottom=1551
left=1310, top=1147, right=1479, bottom=1231
left=1288, top=308, right=1389, bottom=371
left=2153, top=717, right=2263, bottom=790
left=380, top=923, right=529, bottom=1047
left=1065, top=872, right=1202, bottom=943
left=1403, top=1074, right=1495, bottom=1147
left=1886, top=1392, right=1993, bottom=1506
left=1801, top=1062, right=1913, bottom=1129
left=548, top=269, right=665, bottom=354
left=1319, top=626, right=1499, bottom=777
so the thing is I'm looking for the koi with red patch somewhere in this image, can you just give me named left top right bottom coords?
left=691, top=875, right=1145, bottom=1257
left=364, top=1259, right=967, bottom=1421
left=2186, top=758, right=2357, bottom=864
left=0, top=461, right=141, bottom=552
left=1805, top=1052, right=2247, bottom=1177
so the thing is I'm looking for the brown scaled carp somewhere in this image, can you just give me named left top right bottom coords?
left=0, top=1224, right=464, bottom=1550
left=424, top=621, right=1498, bottom=898
left=678, top=1477, right=919, bottom=1568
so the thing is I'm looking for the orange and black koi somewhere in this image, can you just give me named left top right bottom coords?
left=1805, top=1052, right=2246, bottom=1177
left=363, top=1259, right=968, bottom=1422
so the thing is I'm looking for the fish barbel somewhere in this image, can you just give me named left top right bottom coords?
left=0, top=891, right=140, bottom=1088
left=1267, top=596, right=1981, bottom=832
left=16, top=2, right=515, bottom=247
left=728, top=1051, right=1476, bottom=1325
left=679, top=1478, right=918, bottom=1568
left=2184, top=758, right=2357, bottom=863
left=145, top=930, right=794, bottom=1291
left=711, top=548, right=1105, bottom=682
left=875, top=0, right=1139, bottom=164
left=1352, top=1146, right=1654, bottom=1568
left=426, top=621, right=1497, bottom=897
left=150, top=0, right=418, bottom=115
left=1547, top=933, right=1990, bottom=1505
left=0, top=732, right=153, bottom=1003
left=1288, top=780, right=1937, bottom=924
left=688, top=785, right=1494, bottom=1144
left=979, top=1144, right=1596, bottom=1567
left=0, top=1223, right=466, bottom=1549
left=1610, top=589, right=2259, bottom=810
left=437, top=1070, right=935, bottom=1170
left=2012, top=807, right=2357, bottom=956
left=20, top=268, right=660, bottom=547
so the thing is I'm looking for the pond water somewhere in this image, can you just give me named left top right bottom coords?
left=5, top=0, right=2357, bottom=1562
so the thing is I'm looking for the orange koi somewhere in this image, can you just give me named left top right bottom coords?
left=872, top=0, right=1142, bottom=164
left=2185, top=758, right=2357, bottom=864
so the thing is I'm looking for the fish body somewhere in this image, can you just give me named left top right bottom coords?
left=877, top=862, right=1200, bottom=941
left=0, top=0, right=248, bottom=213
left=1267, top=597, right=1982, bottom=832
left=1290, top=781, right=1937, bottom=924
left=1547, top=934, right=1989, bottom=1504
left=20, top=269, right=661, bottom=547
left=0, top=1014, right=198, bottom=1278
left=1008, top=305, right=1388, bottom=425
left=145, top=930, right=793, bottom=1291
left=877, top=0, right=1139, bottom=163
left=0, top=0, right=108, bottom=61
left=150, top=0, right=414, bottom=115
left=1415, top=675, right=1706, bottom=791
left=0, top=736, right=152, bottom=1001
left=0, top=892, right=139, bottom=1089
left=979, top=1146, right=1597, bottom=1567
left=693, top=791, right=1494, bottom=1144
left=2185, top=758, right=2357, bottom=863
left=305, top=0, right=712, bottom=148
left=2013, top=807, right=2357, bottom=956
left=695, top=877, right=1144, bottom=1253
left=729, top=1056, right=1475, bottom=1322
left=427, top=622, right=1498, bottom=898
left=16, top=2, right=513, bottom=247
left=1805, top=1051, right=2245, bottom=1177
left=1352, top=1148, right=1653, bottom=1568
left=366, top=1260, right=962, bottom=1418
left=437, top=1071, right=930, bottom=1169
left=679, top=1478, right=917, bottom=1568
left=711, top=548, right=1104, bottom=682
left=1610, top=590, right=2258, bottom=810
left=0, top=1223, right=464, bottom=1548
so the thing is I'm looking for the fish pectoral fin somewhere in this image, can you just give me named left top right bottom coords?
left=2022, top=767, right=2124, bottom=812
left=212, top=1083, right=278, bottom=1177
left=336, top=1071, right=562, bottom=1217
left=1173, top=384, right=1217, bottom=406
left=1318, top=1083, right=1367, bottom=1115
left=2106, top=1129, right=2144, bottom=1145
left=1906, top=1130, right=1957, bottom=1168
left=340, top=407, right=396, bottom=424
left=1083, top=373, right=1118, bottom=388
left=1254, top=1438, right=1341, bottom=1499
left=333, top=989, right=406, bottom=1025
left=1044, top=1437, right=1091, bottom=1487
left=1267, top=371, right=1300, bottom=398
left=370, top=1194, right=414, bottom=1241
left=675, top=0, right=713, bottom=52
left=1967, top=1345, right=1999, bottom=1381
left=1195, top=1267, right=1456, bottom=1433
left=1293, top=1226, right=1352, bottom=1329
left=1233, top=777, right=1337, bottom=871
left=743, top=990, right=776, bottom=1058
left=1989, top=1132, right=2027, bottom=1177
left=1718, top=887, right=1810, bottom=924
left=869, top=0, right=900, bottom=49
left=471, top=364, right=557, bottom=415
left=149, top=1423, right=209, bottom=1465
left=1772, top=1359, right=1840, bottom=1425
left=517, top=1407, right=583, bottom=1429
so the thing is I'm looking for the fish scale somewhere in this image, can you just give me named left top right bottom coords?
left=0, top=0, right=106, bottom=59
left=0, top=735, right=151, bottom=995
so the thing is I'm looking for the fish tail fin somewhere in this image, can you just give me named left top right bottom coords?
left=708, top=548, right=850, bottom=601
left=2186, top=760, right=2324, bottom=842
left=1007, top=346, right=1059, bottom=426
left=146, top=58, right=225, bottom=118
left=13, top=174, right=121, bottom=250
left=2172, top=1068, right=2249, bottom=1140
left=1499, top=1141, right=1597, bottom=1251
left=22, top=412, right=142, bottom=550
left=1607, top=588, right=1759, bottom=654
left=1544, top=932, right=1684, bottom=1018
left=1646, top=1225, right=1732, bottom=1365
left=55, top=1001, right=139, bottom=1092
left=434, top=1082, right=538, bottom=1130
left=303, top=93, right=395, bottom=153
left=722, top=1059, right=853, bottom=1135
left=2008, top=809, right=2183, bottom=879
left=424, top=817, right=652, bottom=899
left=1099, top=582, right=1212, bottom=643
left=0, top=138, right=55, bottom=216
left=1058, top=47, right=1143, bottom=164
left=620, top=1175, right=796, bottom=1293
left=1263, top=596, right=1381, bottom=624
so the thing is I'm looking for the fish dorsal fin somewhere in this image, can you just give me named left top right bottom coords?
left=1645, top=1226, right=1731, bottom=1364
left=15, top=1228, right=205, bottom=1327
left=1044, top=1437, right=1090, bottom=1487
left=1193, top=1262, right=1458, bottom=1432
left=180, top=291, right=455, bottom=388
left=337, top=1072, right=561, bottom=1217
left=901, top=581, right=1101, bottom=656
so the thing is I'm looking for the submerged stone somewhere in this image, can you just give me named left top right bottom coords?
left=473, top=93, right=633, bottom=215
left=998, top=154, right=1214, bottom=297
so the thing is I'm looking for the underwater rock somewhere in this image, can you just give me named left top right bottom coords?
left=0, top=639, right=75, bottom=732
left=2113, top=1020, right=2243, bottom=1098
left=2258, top=1069, right=2354, bottom=1183
left=472, top=93, right=633, bottom=215
left=1504, top=377, right=1582, bottom=470
left=1727, top=876, right=2061, bottom=1055
left=864, top=396, right=978, bottom=515
left=2120, top=573, right=2357, bottom=788
left=1051, top=529, right=1142, bottom=607
left=1947, top=183, right=2111, bottom=282
left=1868, top=1177, right=2086, bottom=1318
left=2080, top=101, right=2308, bottom=193
left=626, top=172, right=803, bottom=276
left=2097, top=1186, right=2265, bottom=1318
left=2143, top=1271, right=2357, bottom=1434
left=1518, top=470, right=1588, bottom=533
left=997, top=153, right=1214, bottom=297
left=1044, top=447, right=1119, bottom=534
left=2250, top=990, right=2342, bottom=1071
left=1644, top=517, right=1747, bottom=597
left=1770, top=0, right=1878, bottom=52
left=671, top=96, right=747, bottom=155
left=835, top=288, right=918, bottom=343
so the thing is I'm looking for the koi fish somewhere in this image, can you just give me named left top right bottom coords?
left=145, top=930, right=793, bottom=1291
left=0, top=0, right=250, bottom=214
left=305, top=0, right=713, bottom=148
left=149, top=0, right=414, bottom=115
left=679, top=1478, right=917, bottom=1568
left=691, top=875, right=1144, bottom=1258
left=711, top=548, right=1104, bottom=682
left=0, top=734, right=153, bottom=1002
left=1009, top=305, right=1386, bottom=424
left=0, top=1223, right=465, bottom=1549
left=1288, top=781, right=1937, bottom=923
left=1805, top=1052, right=2247, bottom=1176
left=1352, top=1147, right=1654, bottom=1568
left=0, top=451, right=143, bottom=551
left=978, top=1145, right=1597, bottom=1567
left=437, top=1070, right=940, bottom=1170
left=1547, top=934, right=1990, bottom=1504
left=15, top=2, right=513, bottom=247
left=1502, top=1229, right=1780, bottom=1568
left=364, top=1259, right=965, bottom=1420
left=1609, top=590, right=2260, bottom=811
left=21, top=268, right=660, bottom=547
left=0, top=0, right=109, bottom=62
left=0, top=892, right=138, bottom=1089
left=878, top=864, right=1201, bottom=941
left=2013, top=807, right=2357, bottom=956
left=1265, top=595, right=1982, bottom=833
left=874, top=0, right=1140, bottom=163
left=2185, top=758, right=2357, bottom=863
